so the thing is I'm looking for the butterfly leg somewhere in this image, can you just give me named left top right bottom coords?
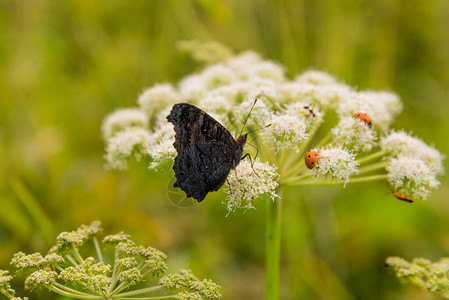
left=241, top=153, right=260, bottom=178
left=246, top=142, right=259, bottom=160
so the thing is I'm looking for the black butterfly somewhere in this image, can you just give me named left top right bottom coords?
left=167, top=103, right=248, bottom=202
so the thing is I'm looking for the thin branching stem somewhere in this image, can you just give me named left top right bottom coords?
left=49, top=285, right=102, bottom=299
left=93, top=237, right=104, bottom=263
left=357, top=150, right=386, bottom=164
left=116, top=286, right=164, bottom=297
left=358, top=161, right=388, bottom=174
left=66, top=254, right=79, bottom=266
left=52, top=282, right=95, bottom=297
left=114, top=282, right=135, bottom=295
left=108, top=249, right=121, bottom=295
left=314, top=130, right=333, bottom=148
left=297, top=121, right=322, bottom=157
left=0, top=289, right=15, bottom=299
left=279, top=151, right=301, bottom=178
left=72, top=245, right=84, bottom=264
left=280, top=121, right=321, bottom=175
left=111, top=282, right=127, bottom=295
left=266, top=187, right=282, bottom=300
left=293, top=174, right=388, bottom=186
left=279, top=172, right=314, bottom=185
left=113, top=296, right=175, bottom=300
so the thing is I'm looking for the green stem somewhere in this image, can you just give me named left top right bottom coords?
left=358, top=162, right=388, bottom=174
left=52, top=282, right=95, bottom=297
left=280, top=151, right=300, bottom=176
left=116, top=286, right=164, bottom=297
left=72, top=245, right=84, bottom=264
left=66, top=254, right=79, bottom=266
left=113, top=281, right=135, bottom=295
left=279, top=172, right=313, bottom=185
left=93, top=237, right=104, bottom=263
left=314, top=130, right=333, bottom=148
left=111, top=282, right=127, bottom=295
left=55, top=265, right=65, bottom=272
left=113, top=296, right=175, bottom=300
left=266, top=187, right=282, bottom=300
left=49, top=285, right=102, bottom=299
left=280, top=121, right=322, bottom=176
left=108, top=249, right=120, bottom=295
left=137, top=259, right=146, bottom=273
left=294, top=174, right=388, bottom=186
left=0, top=289, right=15, bottom=299
left=281, top=160, right=310, bottom=181
left=357, top=150, right=386, bottom=164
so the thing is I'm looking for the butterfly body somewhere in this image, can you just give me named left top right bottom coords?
left=167, top=103, right=247, bottom=202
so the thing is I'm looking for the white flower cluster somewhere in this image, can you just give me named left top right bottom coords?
left=285, top=102, right=324, bottom=128
left=338, top=90, right=402, bottom=132
left=147, top=123, right=177, bottom=170
left=331, top=90, right=402, bottom=152
left=225, top=160, right=279, bottom=213
left=332, top=116, right=377, bottom=152
left=266, top=113, right=309, bottom=153
left=101, top=44, right=444, bottom=209
left=313, top=145, right=360, bottom=185
left=278, top=79, right=351, bottom=109
left=381, top=131, right=444, bottom=200
left=381, top=131, right=445, bottom=175
left=386, top=155, right=440, bottom=200
left=105, top=128, right=152, bottom=170
left=102, top=108, right=148, bottom=140
left=137, top=83, right=178, bottom=116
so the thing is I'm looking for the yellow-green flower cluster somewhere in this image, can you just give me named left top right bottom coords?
left=160, top=269, right=222, bottom=300
left=5, top=221, right=222, bottom=300
left=386, top=256, right=449, bottom=298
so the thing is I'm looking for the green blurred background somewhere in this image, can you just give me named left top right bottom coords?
left=1, top=1, right=448, bottom=299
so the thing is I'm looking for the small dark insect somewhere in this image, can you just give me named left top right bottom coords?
left=353, top=111, right=372, bottom=128
left=392, top=191, right=414, bottom=203
left=303, top=105, right=316, bottom=118
left=167, top=101, right=258, bottom=202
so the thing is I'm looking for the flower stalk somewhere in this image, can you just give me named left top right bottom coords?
left=266, top=188, right=283, bottom=300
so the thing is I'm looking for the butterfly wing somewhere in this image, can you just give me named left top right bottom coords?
left=173, top=141, right=236, bottom=202
left=167, top=103, right=237, bottom=152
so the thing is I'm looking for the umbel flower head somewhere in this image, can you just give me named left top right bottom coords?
left=386, top=256, right=449, bottom=299
left=5, top=221, right=222, bottom=300
left=102, top=42, right=444, bottom=212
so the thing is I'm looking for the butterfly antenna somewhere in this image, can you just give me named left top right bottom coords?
left=245, top=123, right=271, bottom=135
left=239, top=98, right=258, bottom=136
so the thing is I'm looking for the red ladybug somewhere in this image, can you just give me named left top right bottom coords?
left=305, top=150, right=319, bottom=169
left=392, top=191, right=414, bottom=203
left=353, top=111, right=372, bottom=128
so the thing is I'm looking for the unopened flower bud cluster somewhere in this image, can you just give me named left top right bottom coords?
left=386, top=256, right=449, bottom=298
left=2, top=221, right=221, bottom=300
